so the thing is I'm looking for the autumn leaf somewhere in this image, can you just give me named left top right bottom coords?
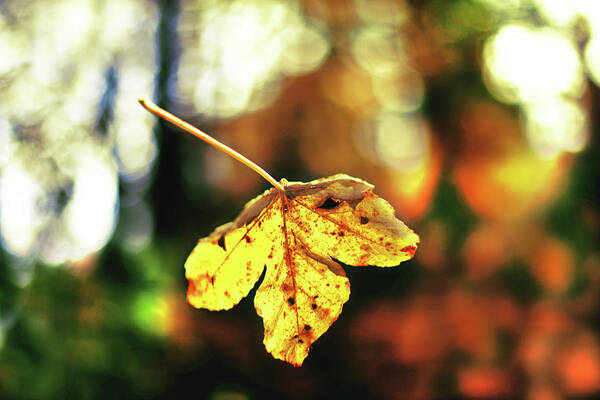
left=138, top=98, right=419, bottom=366
left=185, top=174, right=419, bottom=366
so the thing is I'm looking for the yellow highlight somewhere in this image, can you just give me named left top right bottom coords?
left=184, top=174, right=419, bottom=366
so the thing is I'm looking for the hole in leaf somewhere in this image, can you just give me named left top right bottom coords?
left=304, top=324, right=311, bottom=331
left=317, top=197, right=342, bottom=210
left=287, top=297, right=295, bottom=305
left=217, top=235, right=226, bottom=250
left=360, top=216, right=369, bottom=224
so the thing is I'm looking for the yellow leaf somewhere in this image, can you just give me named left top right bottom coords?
left=185, top=174, right=419, bottom=366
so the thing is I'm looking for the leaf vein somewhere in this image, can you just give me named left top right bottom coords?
left=212, top=195, right=278, bottom=280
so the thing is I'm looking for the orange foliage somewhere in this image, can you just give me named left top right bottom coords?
left=530, top=237, right=574, bottom=294
left=487, top=295, right=522, bottom=331
left=457, top=365, right=514, bottom=398
left=515, top=303, right=600, bottom=397
left=444, top=290, right=497, bottom=360
left=518, top=303, right=573, bottom=377
left=416, top=221, right=448, bottom=271
left=462, top=224, right=510, bottom=280
left=554, top=333, right=600, bottom=395
left=527, top=385, right=562, bottom=400
left=349, top=297, right=448, bottom=363
left=347, top=290, right=527, bottom=398
left=382, top=138, right=443, bottom=221
left=453, top=101, right=570, bottom=223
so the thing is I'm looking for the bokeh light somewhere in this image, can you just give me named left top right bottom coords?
left=524, top=97, right=588, bottom=158
left=351, top=25, right=405, bottom=77
left=483, top=24, right=584, bottom=104
left=0, top=163, right=45, bottom=257
left=0, top=0, right=157, bottom=264
left=177, top=0, right=329, bottom=118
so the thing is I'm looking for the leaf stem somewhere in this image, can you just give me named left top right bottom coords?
left=139, top=98, right=285, bottom=193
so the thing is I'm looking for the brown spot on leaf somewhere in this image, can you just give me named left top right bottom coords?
left=217, top=235, right=226, bottom=250
left=187, top=280, right=197, bottom=296
left=245, top=236, right=252, bottom=243
left=338, top=231, right=345, bottom=237
left=401, top=244, right=418, bottom=257
left=317, top=197, right=342, bottom=210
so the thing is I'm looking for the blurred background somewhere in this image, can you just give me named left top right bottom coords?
left=0, top=0, right=599, bottom=398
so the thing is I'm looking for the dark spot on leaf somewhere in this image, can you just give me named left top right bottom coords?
left=245, top=236, right=252, bottom=243
left=304, top=324, right=311, bottom=331
left=360, top=216, right=369, bottom=224
left=338, top=231, right=345, bottom=236
left=317, top=197, right=342, bottom=210
left=311, top=303, right=317, bottom=310
left=224, top=290, right=229, bottom=297
left=210, top=276, right=215, bottom=284
left=217, top=235, right=226, bottom=250
left=287, top=297, right=295, bottom=305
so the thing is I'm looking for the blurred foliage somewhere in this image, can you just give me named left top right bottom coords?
left=1, top=0, right=600, bottom=399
